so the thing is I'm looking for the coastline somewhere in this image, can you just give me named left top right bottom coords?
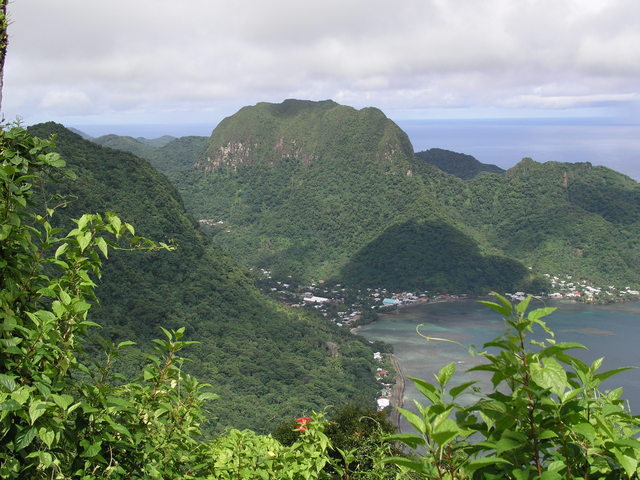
left=389, top=354, right=405, bottom=429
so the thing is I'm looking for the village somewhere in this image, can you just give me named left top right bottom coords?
left=539, top=274, right=640, bottom=303
left=253, top=268, right=469, bottom=329
left=253, top=269, right=640, bottom=412
left=254, top=268, right=640, bottom=330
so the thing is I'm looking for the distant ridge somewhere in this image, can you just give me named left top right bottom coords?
left=86, top=99, right=640, bottom=292
left=177, top=99, right=535, bottom=293
left=415, top=148, right=505, bottom=179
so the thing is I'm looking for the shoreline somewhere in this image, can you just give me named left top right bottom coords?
left=389, top=354, right=405, bottom=429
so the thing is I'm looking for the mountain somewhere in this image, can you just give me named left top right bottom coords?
left=84, top=99, right=640, bottom=292
left=447, top=158, right=640, bottom=286
left=148, top=135, right=207, bottom=176
left=173, top=99, right=640, bottom=291
left=92, top=133, right=157, bottom=159
left=172, top=99, right=533, bottom=293
left=136, top=134, right=176, bottom=148
left=28, top=122, right=381, bottom=433
left=415, top=148, right=505, bottom=179
left=89, top=133, right=207, bottom=179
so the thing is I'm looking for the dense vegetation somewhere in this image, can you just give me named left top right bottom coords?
left=128, top=99, right=535, bottom=293
left=92, top=133, right=207, bottom=178
left=415, top=148, right=504, bottom=179
left=25, top=122, right=381, bottom=434
left=439, top=159, right=640, bottom=286
left=103, top=99, right=638, bottom=293
left=3, top=125, right=638, bottom=478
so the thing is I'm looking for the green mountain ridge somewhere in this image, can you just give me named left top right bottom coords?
left=28, top=122, right=381, bottom=434
left=85, top=99, right=640, bottom=292
left=415, top=147, right=505, bottom=179
left=449, top=158, right=640, bottom=286
left=180, top=99, right=527, bottom=292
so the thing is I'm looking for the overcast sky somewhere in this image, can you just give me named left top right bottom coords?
left=2, top=0, right=640, bottom=174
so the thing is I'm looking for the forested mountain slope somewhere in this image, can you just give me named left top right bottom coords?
left=171, top=99, right=529, bottom=292
left=415, top=148, right=505, bottom=179
left=88, top=99, right=640, bottom=292
left=443, top=158, right=640, bottom=286
left=28, top=122, right=381, bottom=433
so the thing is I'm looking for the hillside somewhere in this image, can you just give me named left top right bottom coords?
left=175, top=99, right=529, bottom=292
left=446, top=158, right=640, bottom=286
left=28, top=122, right=381, bottom=433
left=86, top=100, right=640, bottom=293
left=415, top=148, right=505, bottom=179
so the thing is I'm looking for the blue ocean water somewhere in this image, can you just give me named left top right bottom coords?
left=395, top=119, right=640, bottom=181
left=359, top=299, right=640, bottom=431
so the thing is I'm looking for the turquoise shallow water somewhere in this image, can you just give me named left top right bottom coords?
left=359, top=299, right=640, bottom=431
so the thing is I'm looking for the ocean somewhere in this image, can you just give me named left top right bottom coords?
left=358, top=299, right=640, bottom=432
left=395, top=119, right=640, bottom=181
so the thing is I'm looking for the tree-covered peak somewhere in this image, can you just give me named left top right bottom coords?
left=197, top=99, right=414, bottom=172
left=415, top=147, right=504, bottom=179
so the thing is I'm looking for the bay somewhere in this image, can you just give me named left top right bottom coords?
left=358, top=299, right=640, bottom=432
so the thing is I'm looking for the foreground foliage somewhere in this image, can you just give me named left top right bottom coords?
left=3, top=124, right=639, bottom=479
left=388, top=294, right=640, bottom=479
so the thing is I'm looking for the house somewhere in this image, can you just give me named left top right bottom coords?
left=303, top=296, right=330, bottom=304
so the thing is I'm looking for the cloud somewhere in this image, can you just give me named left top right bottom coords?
left=3, top=0, right=640, bottom=125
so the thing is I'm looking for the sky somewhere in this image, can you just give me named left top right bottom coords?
left=3, top=0, right=640, bottom=176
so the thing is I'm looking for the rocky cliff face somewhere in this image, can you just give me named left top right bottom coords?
left=196, top=99, right=414, bottom=173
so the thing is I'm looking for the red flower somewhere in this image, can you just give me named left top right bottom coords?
left=295, top=416, right=312, bottom=432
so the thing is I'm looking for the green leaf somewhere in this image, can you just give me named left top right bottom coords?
left=51, top=394, right=74, bottom=411
left=538, top=429, right=558, bottom=440
left=530, top=357, right=567, bottom=397
left=385, top=433, right=426, bottom=449
left=478, top=300, right=511, bottom=317
left=59, top=289, right=71, bottom=305
left=595, top=366, right=636, bottom=383
left=449, top=380, right=477, bottom=399
left=383, top=457, right=430, bottom=474
left=408, top=377, right=439, bottom=403
left=29, top=401, right=47, bottom=424
left=15, top=427, right=37, bottom=450
left=80, top=439, right=103, bottom=458
left=527, top=307, right=557, bottom=322
left=77, top=231, right=92, bottom=252
left=54, top=243, right=68, bottom=259
left=38, top=427, right=55, bottom=448
left=96, top=236, right=108, bottom=258
left=540, top=471, right=562, bottom=480
left=431, top=418, right=461, bottom=447
left=466, top=456, right=511, bottom=473
left=572, top=422, right=596, bottom=442
left=613, top=449, right=638, bottom=478
left=514, top=295, right=532, bottom=315
left=436, top=362, right=455, bottom=387
left=0, top=374, right=17, bottom=393
left=397, top=407, right=426, bottom=434
left=0, top=399, right=22, bottom=412
left=495, top=430, right=527, bottom=453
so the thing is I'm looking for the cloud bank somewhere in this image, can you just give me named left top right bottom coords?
left=3, top=0, right=640, bottom=126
